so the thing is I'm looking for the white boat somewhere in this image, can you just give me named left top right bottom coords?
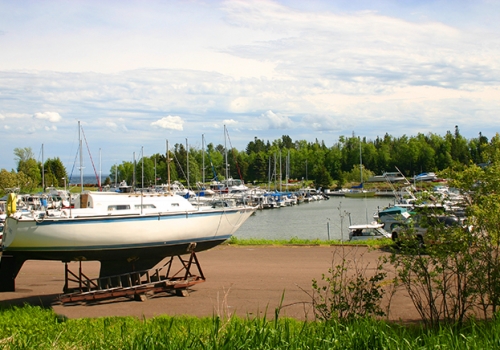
left=413, top=172, right=438, bottom=182
left=348, top=222, right=391, bottom=241
left=210, top=178, right=248, bottom=193
left=367, top=172, right=406, bottom=183
left=344, top=188, right=376, bottom=198
left=2, top=191, right=256, bottom=278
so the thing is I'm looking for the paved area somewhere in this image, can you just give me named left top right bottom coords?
left=0, top=245, right=419, bottom=321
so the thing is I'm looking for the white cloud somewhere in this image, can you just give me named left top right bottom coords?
left=262, top=110, right=293, bottom=129
left=44, top=125, right=57, bottom=131
left=302, top=115, right=341, bottom=132
left=105, top=122, right=118, bottom=129
left=223, top=119, right=238, bottom=125
left=0, top=113, right=4, bottom=119
left=33, top=112, right=62, bottom=122
left=151, top=116, right=184, bottom=131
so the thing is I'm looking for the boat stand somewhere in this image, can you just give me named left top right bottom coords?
left=58, top=252, right=205, bottom=304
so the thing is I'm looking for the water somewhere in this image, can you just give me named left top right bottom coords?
left=67, top=174, right=110, bottom=185
left=234, top=196, right=396, bottom=241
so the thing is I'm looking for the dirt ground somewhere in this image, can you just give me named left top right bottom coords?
left=0, top=245, right=420, bottom=322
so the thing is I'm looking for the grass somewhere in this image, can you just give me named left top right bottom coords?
left=226, top=236, right=394, bottom=248
left=1, top=305, right=500, bottom=349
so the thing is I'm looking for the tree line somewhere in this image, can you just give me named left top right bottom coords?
left=0, top=126, right=497, bottom=195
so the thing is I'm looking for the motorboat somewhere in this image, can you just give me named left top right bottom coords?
left=210, top=178, right=248, bottom=194
left=375, top=205, right=412, bottom=232
left=367, top=172, right=406, bottom=183
left=2, top=191, right=256, bottom=280
left=348, top=222, right=391, bottom=241
left=413, top=172, right=438, bottom=182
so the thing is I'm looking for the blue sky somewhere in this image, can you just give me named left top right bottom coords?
left=1, top=0, right=499, bottom=175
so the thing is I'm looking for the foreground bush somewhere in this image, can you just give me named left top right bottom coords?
left=1, top=305, right=500, bottom=349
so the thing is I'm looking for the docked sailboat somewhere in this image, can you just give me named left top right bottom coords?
left=344, top=138, right=375, bottom=198
left=2, top=190, right=256, bottom=281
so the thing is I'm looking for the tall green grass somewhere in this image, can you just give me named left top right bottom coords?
left=1, top=305, right=500, bottom=349
left=226, top=236, right=393, bottom=248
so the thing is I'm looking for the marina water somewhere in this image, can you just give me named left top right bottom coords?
left=234, top=196, right=395, bottom=241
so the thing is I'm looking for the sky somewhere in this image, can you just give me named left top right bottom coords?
left=1, top=0, right=499, bottom=176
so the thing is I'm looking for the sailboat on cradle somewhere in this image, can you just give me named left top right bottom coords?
left=1, top=123, right=257, bottom=291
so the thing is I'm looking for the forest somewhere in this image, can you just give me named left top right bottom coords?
left=0, top=126, right=497, bottom=195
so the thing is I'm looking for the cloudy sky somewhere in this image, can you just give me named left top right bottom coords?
left=1, top=0, right=499, bottom=176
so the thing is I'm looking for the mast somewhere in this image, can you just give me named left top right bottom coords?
left=268, top=156, right=271, bottom=191
left=141, top=146, right=144, bottom=214
left=41, top=143, right=45, bottom=191
left=202, top=134, right=205, bottom=184
left=79, top=121, right=84, bottom=192
left=279, top=150, right=282, bottom=192
left=186, top=138, right=189, bottom=188
left=166, top=140, right=171, bottom=193
left=359, top=137, right=363, bottom=184
left=274, top=153, right=277, bottom=190
left=141, top=146, right=144, bottom=189
left=133, top=152, right=136, bottom=189
left=286, top=150, right=290, bottom=189
left=224, top=125, right=228, bottom=180
left=99, top=147, right=102, bottom=189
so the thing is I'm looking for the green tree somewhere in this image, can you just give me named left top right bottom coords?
left=0, top=169, right=34, bottom=195
left=136, top=157, right=156, bottom=187
left=14, top=147, right=35, bottom=169
left=311, top=165, right=333, bottom=190
left=44, top=157, right=67, bottom=187
left=117, top=161, right=134, bottom=185
left=14, top=147, right=42, bottom=188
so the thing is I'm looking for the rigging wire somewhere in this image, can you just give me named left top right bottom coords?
left=225, top=127, right=244, bottom=181
left=80, top=125, right=101, bottom=189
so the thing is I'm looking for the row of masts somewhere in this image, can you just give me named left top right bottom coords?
left=70, top=123, right=293, bottom=193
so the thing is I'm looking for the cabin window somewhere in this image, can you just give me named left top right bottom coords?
left=134, top=204, right=157, bottom=209
left=171, top=203, right=180, bottom=207
left=108, top=205, right=131, bottom=211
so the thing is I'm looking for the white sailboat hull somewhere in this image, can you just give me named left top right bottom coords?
left=4, top=208, right=253, bottom=259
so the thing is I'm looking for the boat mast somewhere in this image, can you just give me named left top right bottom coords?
left=279, top=150, right=282, bottom=192
left=274, top=153, right=277, bottom=190
left=41, top=143, right=45, bottom=191
left=79, top=121, right=84, bottom=192
left=268, top=156, right=271, bottom=191
left=166, top=140, right=171, bottom=193
left=202, top=134, right=205, bottom=184
left=141, top=146, right=144, bottom=189
left=99, top=148, right=102, bottom=190
left=286, top=150, right=290, bottom=190
left=359, top=137, right=363, bottom=184
left=186, top=138, right=189, bottom=188
left=133, top=152, right=136, bottom=189
left=224, top=125, right=228, bottom=180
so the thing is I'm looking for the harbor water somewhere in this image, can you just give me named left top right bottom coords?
left=234, top=196, right=396, bottom=241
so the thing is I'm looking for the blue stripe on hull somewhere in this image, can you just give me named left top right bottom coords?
left=6, top=234, right=232, bottom=252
